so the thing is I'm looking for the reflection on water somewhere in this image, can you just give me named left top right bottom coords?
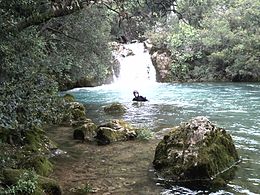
left=61, top=82, right=260, bottom=194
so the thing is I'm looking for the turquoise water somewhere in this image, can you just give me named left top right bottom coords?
left=68, top=82, right=260, bottom=194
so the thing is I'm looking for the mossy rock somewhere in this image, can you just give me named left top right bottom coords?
left=99, top=119, right=133, bottom=130
left=73, top=122, right=97, bottom=141
left=95, top=119, right=137, bottom=145
left=153, top=116, right=239, bottom=188
left=63, top=102, right=87, bottom=124
left=22, top=127, right=57, bottom=156
left=103, top=102, right=127, bottom=114
left=71, top=118, right=93, bottom=127
left=2, top=168, right=61, bottom=195
left=20, top=155, right=53, bottom=177
left=63, top=93, right=75, bottom=102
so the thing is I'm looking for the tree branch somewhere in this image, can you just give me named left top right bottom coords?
left=45, top=27, right=83, bottom=43
left=102, top=2, right=120, bottom=15
left=3, top=0, right=90, bottom=34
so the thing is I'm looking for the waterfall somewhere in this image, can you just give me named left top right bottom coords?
left=113, top=42, right=156, bottom=91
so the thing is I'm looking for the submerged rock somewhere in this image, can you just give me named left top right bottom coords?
left=153, top=116, right=239, bottom=187
left=103, top=102, right=127, bottom=114
left=95, top=119, right=137, bottom=145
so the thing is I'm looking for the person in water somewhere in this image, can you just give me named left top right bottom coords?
left=132, top=90, right=148, bottom=102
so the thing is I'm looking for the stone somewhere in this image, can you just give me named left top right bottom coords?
left=151, top=50, right=172, bottom=82
left=95, top=119, right=137, bottom=145
left=63, top=93, right=75, bottom=103
left=73, top=122, right=97, bottom=141
left=71, top=118, right=93, bottom=127
left=143, top=39, right=153, bottom=52
left=20, top=155, right=53, bottom=177
left=103, top=102, right=127, bottom=114
left=153, top=116, right=239, bottom=188
left=63, top=101, right=87, bottom=124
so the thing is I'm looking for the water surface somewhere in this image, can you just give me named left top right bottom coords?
left=62, top=82, right=260, bottom=195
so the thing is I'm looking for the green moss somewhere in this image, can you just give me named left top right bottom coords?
left=69, top=183, right=94, bottom=194
left=71, top=108, right=86, bottom=120
left=2, top=169, right=61, bottom=195
left=198, top=130, right=239, bottom=177
left=73, top=123, right=97, bottom=141
left=62, top=102, right=88, bottom=125
left=96, top=120, right=138, bottom=145
left=23, top=127, right=47, bottom=152
left=63, top=93, right=75, bottom=102
left=96, top=127, right=135, bottom=145
left=0, top=127, right=9, bottom=143
left=38, top=176, right=61, bottom=195
left=153, top=118, right=239, bottom=187
left=23, top=156, right=53, bottom=177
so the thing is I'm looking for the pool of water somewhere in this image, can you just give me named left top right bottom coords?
left=62, top=82, right=260, bottom=194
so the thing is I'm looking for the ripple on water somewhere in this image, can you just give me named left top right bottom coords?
left=64, top=82, right=260, bottom=195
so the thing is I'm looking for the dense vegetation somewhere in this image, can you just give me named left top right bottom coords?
left=0, top=0, right=259, bottom=193
left=0, top=0, right=175, bottom=193
left=149, top=0, right=260, bottom=82
left=0, top=0, right=176, bottom=145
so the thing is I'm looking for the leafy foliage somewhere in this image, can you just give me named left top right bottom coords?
left=1, top=170, right=38, bottom=195
left=136, top=127, right=154, bottom=140
left=0, top=2, right=112, bottom=145
left=69, top=183, right=94, bottom=194
left=149, top=0, right=260, bottom=82
left=43, top=5, right=113, bottom=88
left=0, top=25, right=65, bottom=144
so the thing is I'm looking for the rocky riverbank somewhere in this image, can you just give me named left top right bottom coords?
left=0, top=96, right=240, bottom=194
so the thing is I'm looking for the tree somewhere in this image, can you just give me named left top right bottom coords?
left=0, top=0, right=112, bottom=144
left=151, top=0, right=260, bottom=82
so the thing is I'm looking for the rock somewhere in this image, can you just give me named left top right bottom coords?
left=95, top=119, right=137, bottom=145
left=63, top=93, right=75, bottom=103
left=2, top=168, right=62, bottom=195
left=103, top=102, right=127, bottom=114
left=71, top=118, right=93, bottom=127
left=24, top=127, right=55, bottom=153
left=73, top=122, right=97, bottom=141
left=144, top=39, right=153, bottom=52
left=151, top=50, right=172, bottom=82
left=153, top=116, right=239, bottom=187
left=63, top=102, right=87, bottom=124
left=20, top=155, right=53, bottom=177
left=69, top=102, right=86, bottom=119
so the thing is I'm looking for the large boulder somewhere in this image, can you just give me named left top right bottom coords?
left=95, top=119, right=137, bottom=145
left=153, top=116, right=239, bottom=187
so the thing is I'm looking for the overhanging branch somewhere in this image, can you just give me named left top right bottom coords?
left=3, top=0, right=90, bottom=34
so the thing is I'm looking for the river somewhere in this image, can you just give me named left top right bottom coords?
left=50, top=43, right=260, bottom=194
left=64, top=82, right=260, bottom=195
